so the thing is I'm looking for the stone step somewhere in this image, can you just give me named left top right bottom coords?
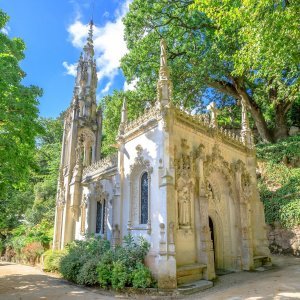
left=177, top=263, right=206, bottom=277
left=178, top=280, right=213, bottom=295
left=177, top=263, right=206, bottom=285
left=253, top=255, right=271, bottom=268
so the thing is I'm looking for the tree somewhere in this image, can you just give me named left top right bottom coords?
left=121, top=0, right=299, bottom=142
left=100, top=90, right=147, bottom=156
left=0, top=9, right=42, bottom=232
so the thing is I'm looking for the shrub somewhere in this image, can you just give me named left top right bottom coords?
left=43, top=249, right=66, bottom=272
left=59, top=236, right=110, bottom=283
left=97, top=261, right=112, bottom=288
left=114, top=235, right=150, bottom=271
left=132, top=263, right=152, bottom=288
left=111, top=261, right=129, bottom=290
left=22, top=242, right=44, bottom=264
left=77, top=257, right=100, bottom=286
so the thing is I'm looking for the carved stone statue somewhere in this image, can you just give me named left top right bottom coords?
left=160, top=39, right=167, bottom=67
left=178, top=181, right=191, bottom=228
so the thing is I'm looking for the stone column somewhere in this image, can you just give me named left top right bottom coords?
left=156, top=170, right=177, bottom=289
left=199, top=156, right=216, bottom=279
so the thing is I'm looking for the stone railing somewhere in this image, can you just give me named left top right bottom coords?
left=83, top=153, right=118, bottom=177
left=124, top=104, right=161, bottom=132
left=173, top=105, right=246, bottom=148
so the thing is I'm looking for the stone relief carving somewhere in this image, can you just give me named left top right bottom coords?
left=174, top=139, right=200, bottom=230
left=80, top=193, right=89, bottom=235
left=204, top=143, right=233, bottom=195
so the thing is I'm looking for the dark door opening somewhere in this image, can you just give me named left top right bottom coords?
left=209, top=217, right=216, bottom=264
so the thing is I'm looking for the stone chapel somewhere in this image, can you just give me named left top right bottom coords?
left=53, top=22, right=271, bottom=288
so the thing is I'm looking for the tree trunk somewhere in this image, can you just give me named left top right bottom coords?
left=272, top=103, right=290, bottom=141
left=234, top=83, right=274, bottom=143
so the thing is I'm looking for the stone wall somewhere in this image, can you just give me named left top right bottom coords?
left=267, top=223, right=300, bottom=256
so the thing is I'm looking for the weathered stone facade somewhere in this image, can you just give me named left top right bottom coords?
left=53, top=25, right=271, bottom=288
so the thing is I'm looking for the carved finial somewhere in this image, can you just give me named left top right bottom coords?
left=207, top=101, right=218, bottom=128
left=240, top=98, right=253, bottom=147
left=157, top=39, right=172, bottom=106
left=121, top=98, right=127, bottom=123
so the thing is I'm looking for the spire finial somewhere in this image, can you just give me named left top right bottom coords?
left=157, top=39, right=172, bottom=106
left=87, top=20, right=94, bottom=44
left=121, top=98, right=127, bottom=123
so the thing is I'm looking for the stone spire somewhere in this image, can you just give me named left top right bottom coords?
left=241, top=99, right=253, bottom=147
left=118, top=98, right=127, bottom=135
left=121, top=98, right=127, bottom=123
left=157, top=39, right=172, bottom=107
left=72, top=20, right=98, bottom=119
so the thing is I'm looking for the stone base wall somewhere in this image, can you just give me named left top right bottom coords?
left=267, top=224, right=300, bottom=256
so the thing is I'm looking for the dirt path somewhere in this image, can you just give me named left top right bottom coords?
left=0, top=255, right=299, bottom=299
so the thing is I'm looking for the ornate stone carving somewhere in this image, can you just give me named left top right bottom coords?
left=174, top=139, right=198, bottom=230
left=204, top=143, right=233, bottom=194
left=80, top=193, right=89, bottom=235
left=82, top=153, right=118, bottom=177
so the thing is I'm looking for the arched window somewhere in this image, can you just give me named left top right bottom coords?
left=96, top=200, right=105, bottom=234
left=140, top=172, right=149, bottom=224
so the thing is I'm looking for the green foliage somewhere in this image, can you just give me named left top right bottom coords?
left=43, top=249, right=66, bottom=272
left=0, top=9, right=43, bottom=218
left=121, top=0, right=299, bottom=142
left=100, top=90, right=148, bottom=156
left=111, top=261, right=129, bottom=290
left=132, top=262, right=153, bottom=289
left=58, top=235, right=153, bottom=289
left=59, top=237, right=110, bottom=282
left=258, top=136, right=300, bottom=228
left=97, top=259, right=112, bottom=288
left=77, top=257, right=100, bottom=286
left=257, top=135, right=300, bottom=165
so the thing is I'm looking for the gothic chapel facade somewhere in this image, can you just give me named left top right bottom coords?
left=53, top=23, right=271, bottom=288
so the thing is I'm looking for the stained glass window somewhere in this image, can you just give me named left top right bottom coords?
left=96, top=201, right=105, bottom=234
left=140, top=172, right=148, bottom=224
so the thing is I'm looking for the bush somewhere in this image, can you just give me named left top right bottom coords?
left=77, top=257, right=100, bottom=286
left=59, top=236, right=110, bottom=283
left=43, top=249, right=66, bottom=272
left=97, top=261, right=112, bottom=288
left=22, top=242, right=44, bottom=264
left=257, top=136, right=300, bottom=228
left=132, top=263, right=152, bottom=288
left=111, top=261, right=129, bottom=290
left=96, top=235, right=153, bottom=289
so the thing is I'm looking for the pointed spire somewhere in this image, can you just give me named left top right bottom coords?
left=121, top=98, right=127, bottom=123
left=157, top=39, right=173, bottom=106
left=241, top=99, right=253, bottom=147
left=83, top=20, right=94, bottom=59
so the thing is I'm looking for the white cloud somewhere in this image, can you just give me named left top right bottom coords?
left=62, top=61, right=77, bottom=76
left=101, top=81, right=112, bottom=94
left=64, top=0, right=132, bottom=89
left=124, top=78, right=138, bottom=91
left=1, top=26, right=10, bottom=35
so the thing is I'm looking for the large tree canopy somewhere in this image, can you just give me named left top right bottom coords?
left=0, top=10, right=42, bottom=230
left=121, top=0, right=299, bottom=142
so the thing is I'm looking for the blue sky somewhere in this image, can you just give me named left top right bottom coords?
left=1, top=0, right=131, bottom=118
